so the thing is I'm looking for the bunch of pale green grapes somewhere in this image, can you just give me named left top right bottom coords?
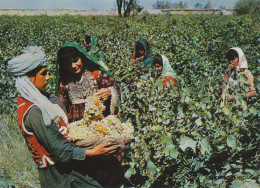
left=68, top=95, right=134, bottom=141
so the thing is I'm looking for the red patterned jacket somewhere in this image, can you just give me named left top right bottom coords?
left=17, top=96, right=68, bottom=168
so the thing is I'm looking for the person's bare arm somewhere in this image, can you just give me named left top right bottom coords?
left=86, top=142, right=119, bottom=156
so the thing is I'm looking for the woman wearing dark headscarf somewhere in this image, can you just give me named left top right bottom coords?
left=7, top=46, right=119, bottom=188
left=130, top=38, right=154, bottom=71
left=85, top=35, right=109, bottom=70
left=56, top=42, right=120, bottom=122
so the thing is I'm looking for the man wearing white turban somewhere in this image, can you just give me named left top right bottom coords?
left=8, top=46, right=119, bottom=188
left=221, top=47, right=256, bottom=108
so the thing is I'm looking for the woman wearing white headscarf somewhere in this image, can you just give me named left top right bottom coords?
left=221, top=47, right=256, bottom=107
left=153, top=54, right=178, bottom=88
left=8, top=46, right=119, bottom=188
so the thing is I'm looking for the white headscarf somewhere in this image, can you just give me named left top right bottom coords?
left=8, top=46, right=68, bottom=125
left=161, top=55, right=177, bottom=78
left=230, top=47, right=248, bottom=70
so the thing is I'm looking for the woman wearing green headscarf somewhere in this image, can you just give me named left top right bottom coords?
left=55, top=42, right=124, bottom=187
left=85, top=35, right=109, bottom=70
left=130, top=38, right=155, bottom=72
left=55, top=42, right=120, bottom=122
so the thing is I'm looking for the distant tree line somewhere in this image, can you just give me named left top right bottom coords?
left=235, top=0, right=260, bottom=15
left=152, top=1, right=221, bottom=10
left=116, top=0, right=260, bottom=16
left=152, top=0, right=188, bottom=9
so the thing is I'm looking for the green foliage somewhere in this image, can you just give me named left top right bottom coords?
left=0, top=164, right=15, bottom=188
left=123, top=71, right=259, bottom=187
left=0, top=14, right=259, bottom=187
left=0, top=114, right=39, bottom=187
left=235, top=0, right=260, bottom=15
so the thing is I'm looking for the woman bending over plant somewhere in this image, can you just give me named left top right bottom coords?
left=221, top=47, right=256, bottom=108
left=130, top=38, right=155, bottom=73
left=85, top=34, right=109, bottom=70
left=154, top=54, right=178, bottom=89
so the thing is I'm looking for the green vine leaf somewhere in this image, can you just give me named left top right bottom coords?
left=165, top=135, right=179, bottom=159
left=179, top=136, right=197, bottom=153
left=227, top=135, right=237, bottom=149
left=200, top=138, right=211, bottom=155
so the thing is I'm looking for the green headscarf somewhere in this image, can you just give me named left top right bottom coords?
left=135, top=38, right=154, bottom=69
left=55, top=42, right=113, bottom=95
left=87, top=35, right=106, bottom=63
left=89, top=35, right=99, bottom=52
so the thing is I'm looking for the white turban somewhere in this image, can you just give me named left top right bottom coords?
left=8, top=46, right=47, bottom=77
left=8, top=46, right=68, bottom=126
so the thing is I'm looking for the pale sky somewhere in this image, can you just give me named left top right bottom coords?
left=0, top=0, right=239, bottom=10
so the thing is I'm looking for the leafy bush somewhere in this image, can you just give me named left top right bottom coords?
left=0, top=14, right=259, bottom=187
left=235, top=0, right=260, bottom=15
